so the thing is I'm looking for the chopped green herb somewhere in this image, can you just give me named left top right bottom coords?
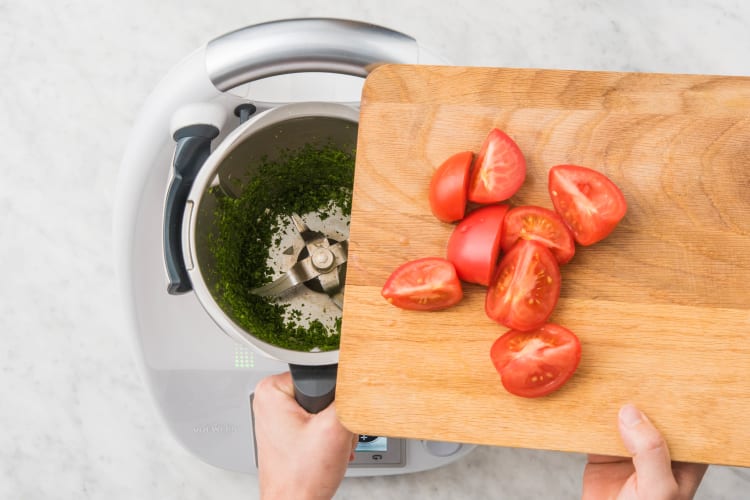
left=208, top=142, right=355, bottom=352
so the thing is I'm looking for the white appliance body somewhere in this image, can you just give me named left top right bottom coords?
left=114, top=19, right=475, bottom=476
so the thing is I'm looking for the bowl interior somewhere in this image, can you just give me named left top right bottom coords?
left=194, top=114, right=358, bottom=355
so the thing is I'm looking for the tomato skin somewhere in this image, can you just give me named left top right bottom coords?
left=446, top=204, right=510, bottom=286
left=468, top=128, right=526, bottom=204
left=485, top=239, right=561, bottom=331
left=501, top=206, right=575, bottom=265
left=548, top=164, right=627, bottom=246
left=381, top=257, right=463, bottom=311
left=429, top=151, right=473, bottom=222
left=490, top=323, right=581, bottom=398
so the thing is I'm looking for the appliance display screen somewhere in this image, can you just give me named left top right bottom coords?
left=356, top=435, right=387, bottom=452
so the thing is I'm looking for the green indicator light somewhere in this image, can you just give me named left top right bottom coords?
left=234, top=347, right=255, bottom=369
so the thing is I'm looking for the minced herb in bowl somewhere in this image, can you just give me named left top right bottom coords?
left=206, top=141, right=355, bottom=352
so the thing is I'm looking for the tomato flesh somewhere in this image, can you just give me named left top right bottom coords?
left=502, top=206, right=575, bottom=264
left=490, top=323, right=581, bottom=398
left=468, top=128, right=526, bottom=204
left=381, top=257, right=463, bottom=311
left=429, top=151, right=473, bottom=222
left=446, top=204, right=510, bottom=286
left=548, top=164, right=627, bottom=246
left=485, top=239, right=561, bottom=331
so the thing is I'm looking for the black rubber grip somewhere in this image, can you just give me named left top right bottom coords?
left=164, top=124, right=219, bottom=294
left=289, top=363, right=338, bottom=414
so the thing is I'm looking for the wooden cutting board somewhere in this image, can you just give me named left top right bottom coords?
left=336, top=65, right=750, bottom=467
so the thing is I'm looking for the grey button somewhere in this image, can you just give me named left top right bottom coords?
left=422, top=440, right=462, bottom=457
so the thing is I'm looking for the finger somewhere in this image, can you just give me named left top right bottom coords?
left=252, top=372, right=298, bottom=417
left=351, top=433, right=360, bottom=454
left=319, top=402, right=358, bottom=442
left=269, top=371, right=295, bottom=398
left=317, top=398, right=343, bottom=419
left=618, top=404, right=678, bottom=497
left=350, top=434, right=359, bottom=461
left=313, top=402, right=357, bottom=457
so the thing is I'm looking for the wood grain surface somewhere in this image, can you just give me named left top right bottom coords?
left=335, top=65, right=750, bottom=466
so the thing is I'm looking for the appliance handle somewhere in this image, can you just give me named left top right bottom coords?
left=289, top=363, right=338, bottom=414
left=204, top=18, right=419, bottom=91
left=164, top=124, right=219, bottom=294
left=165, top=19, right=418, bottom=293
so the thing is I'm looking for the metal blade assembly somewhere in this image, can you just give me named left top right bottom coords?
left=251, top=213, right=348, bottom=310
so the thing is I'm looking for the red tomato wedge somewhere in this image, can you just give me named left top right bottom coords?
left=446, top=204, right=510, bottom=286
left=381, top=257, right=463, bottom=311
left=468, top=128, right=526, bottom=204
left=429, top=151, right=473, bottom=222
left=501, top=206, right=575, bottom=264
left=548, top=164, right=627, bottom=246
left=485, top=239, right=561, bottom=331
left=490, top=323, right=581, bottom=398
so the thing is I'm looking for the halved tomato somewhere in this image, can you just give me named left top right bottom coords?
left=490, top=323, right=581, bottom=398
left=548, top=164, right=627, bottom=246
left=468, top=128, right=526, bottom=204
left=485, top=239, right=561, bottom=331
left=501, top=206, right=575, bottom=264
left=446, top=204, right=510, bottom=286
left=381, top=257, right=463, bottom=311
left=429, top=151, right=473, bottom=222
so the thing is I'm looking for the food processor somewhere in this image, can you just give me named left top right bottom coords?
left=115, top=18, right=475, bottom=475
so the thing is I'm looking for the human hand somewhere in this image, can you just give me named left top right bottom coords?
left=252, top=371, right=358, bottom=500
left=582, top=404, right=708, bottom=500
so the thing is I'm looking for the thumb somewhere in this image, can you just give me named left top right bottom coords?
left=618, top=404, right=678, bottom=497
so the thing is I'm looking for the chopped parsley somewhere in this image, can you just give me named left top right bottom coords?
left=207, top=142, right=355, bottom=352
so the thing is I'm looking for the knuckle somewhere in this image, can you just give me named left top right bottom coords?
left=254, top=375, right=273, bottom=395
left=252, top=376, right=276, bottom=407
left=638, top=428, right=667, bottom=453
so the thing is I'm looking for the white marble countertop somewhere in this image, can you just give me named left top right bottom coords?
left=2, top=1, right=749, bottom=498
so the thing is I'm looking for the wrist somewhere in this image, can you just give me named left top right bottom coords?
left=261, top=490, right=333, bottom=500
left=260, top=479, right=336, bottom=500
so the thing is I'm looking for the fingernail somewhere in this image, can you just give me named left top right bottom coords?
left=619, top=404, right=643, bottom=428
